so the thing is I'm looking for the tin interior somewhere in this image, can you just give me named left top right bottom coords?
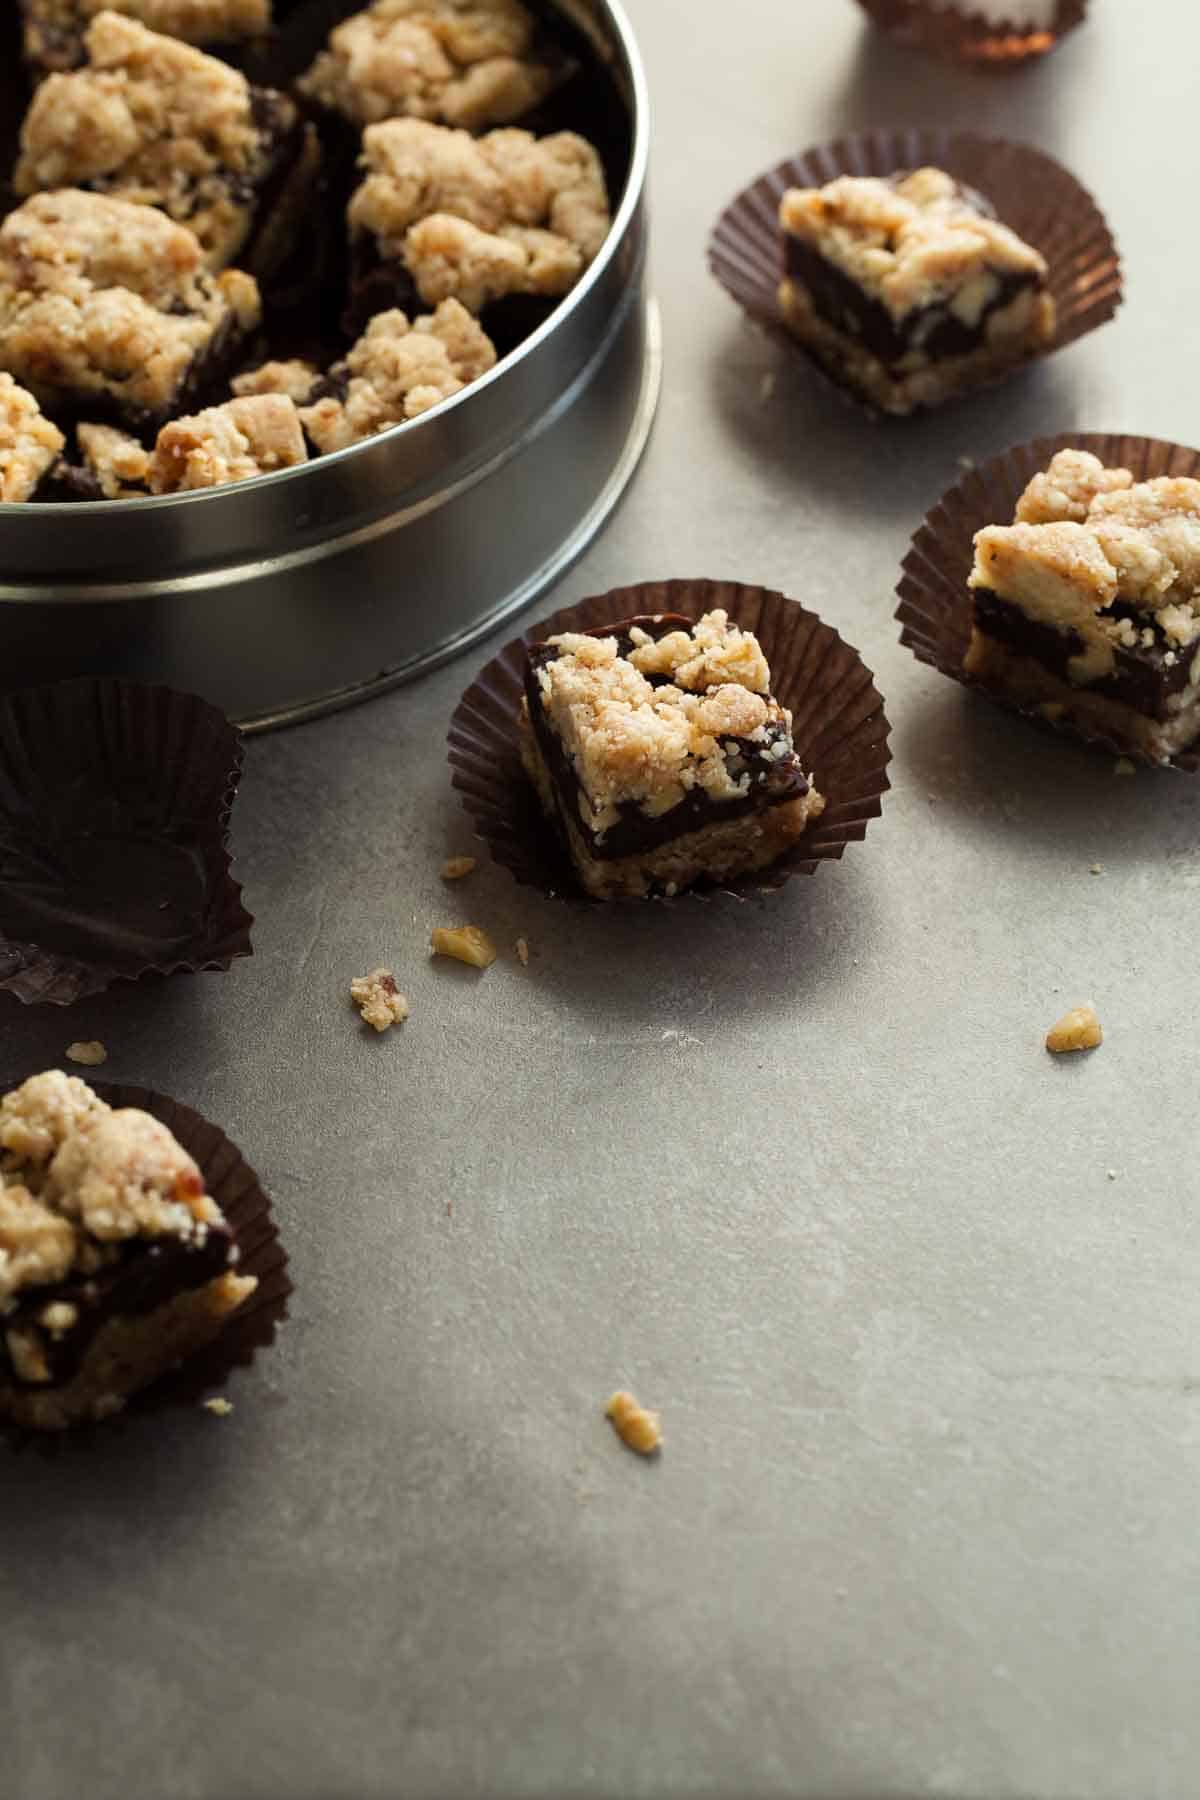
left=0, top=0, right=643, bottom=565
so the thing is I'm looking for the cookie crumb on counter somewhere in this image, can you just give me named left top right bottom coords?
left=605, top=1389, right=661, bottom=1457
left=515, top=936, right=529, bottom=966
left=1114, top=757, right=1136, bottom=776
left=441, top=856, right=476, bottom=880
left=430, top=925, right=497, bottom=968
left=1089, top=863, right=1103, bottom=875
left=1045, top=1004, right=1102, bottom=1054
left=65, top=1041, right=107, bottom=1067
left=350, top=967, right=410, bottom=1031
left=202, top=1397, right=234, bottom=1416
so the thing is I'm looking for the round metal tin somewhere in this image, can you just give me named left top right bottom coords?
left=0, top=0, right=657, bottom=731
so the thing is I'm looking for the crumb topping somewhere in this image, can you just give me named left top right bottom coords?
left=779, top=167, right=1047, bottom=322
left=299, top=0, right=557, bottom=131
left=299, top=299, right=495, bottom=450
left=972, top=452, right=1200, bottom=682
left=349, top=118, right=609, bottom=311
left=351, top=966, right=410, bottom=1031
left=149, top=392, right=307, bottom=490
left=534, top=612, right=792, bottom=835
left=1045, top=1003, right=1102, bottom=1054
left=0, top=372, right=64, bottom=503
left=1015, top=448, right=1134, bottom=525
left=0, top=1071, right=110, bottom=1178
left=15, top=15, right=272, bottom=269
left=231, top=358, right=322, bottom=405
left=430, top=924, right=497, bottom=967
left=53, top=0, right=271, bottom=45
left=0, top=191, right=261, bottom=417
left=605, top=1389, right=661, bottom=1456
left=76, top=421, right=151, bottom=495
left=0, top=1073, right=226, bottom=1307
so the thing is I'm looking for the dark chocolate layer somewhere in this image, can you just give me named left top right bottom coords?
left=783, top=236, right=1040, bottom=366
left=972, top=588, right=1199, bottom=721
left=525, top=615, right=809, bottom=862
left=1, top=1217, right=238, bottom=1386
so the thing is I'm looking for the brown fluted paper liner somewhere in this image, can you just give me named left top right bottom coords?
left=853, top=0, right=1086, bottom=64
left=0, top=679, right=253, bottom=1006
left=707, top=128, right=1121, bottom=417
left=895, top=431, right=1200, bottom=771
left=3, top=1080, right=291, bottom=1453
left=447, top=579, right=892, bottom=901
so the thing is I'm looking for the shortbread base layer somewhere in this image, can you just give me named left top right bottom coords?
left=0, top=1269, right=257, bottom=1432
left=964, top=628, right=1200, bottom=764
left=778, top=277, right=1051, bottom=415
left=520, top=715, right=825, bottom=899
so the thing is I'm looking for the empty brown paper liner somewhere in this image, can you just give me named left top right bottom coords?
left=707, top=127, right=1121, bottom=417
left=3, top=1080, right=291, bottom=1453
left=0, top=678, right=254, bottom=1006
left=447, top=578, right=892, bottom=901
left=853, top=0, right=1086, bottom=63
left=896, top=431, right=1200, bottom=771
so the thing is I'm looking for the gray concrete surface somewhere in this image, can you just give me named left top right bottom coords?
left=4, top=2, right=1200, bottom=1795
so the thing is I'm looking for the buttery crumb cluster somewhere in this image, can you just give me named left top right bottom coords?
left=299, top=0, right=561, bottom=131
left=0, top=370, right=65, bottom=501
left=972, top=451, right=1200, bottom=681
left=533, top=612, right=787, bottom=834
left=780, top=168, right=1048, bottom=321
left=20, top=0, right=272, bottom=73
left=231, top=298, right=497, bottom=449
left=0, top=189, right=261, bottom=424
left=349, top=118, right=610, bottom=312
left=15, top=14, right=279, bottom=268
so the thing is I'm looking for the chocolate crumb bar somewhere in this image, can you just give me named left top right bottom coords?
left=778, top=167, right=1055, bottom=414
left=345, top=117, right=609, bottom=328
left=296, top=299, right=495, bottom=449
left=299, top=0, right=564, bottom=132
left=0, top=371, right=66, bottom=502
left=0, top=1071, right=256, bottom=1431
left=0, top=190, right=261, bottom=433
left=149, top=392, right=308, bottom=490
left=965, top=450, right=1200, bottom=762
left=520, top=611, right=825, bottom=899
left=15, top=14, right=320, bottom=278
left=19, top=0, right=271, bottom=77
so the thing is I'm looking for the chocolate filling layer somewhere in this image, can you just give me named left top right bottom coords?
left=972, top=588, right=1200, bottom=720
left=1, top=1219, right=237, bottom=1386
left=525, top=615, right=809, bottom=862
left=783, top=236, right=1040, bottom=366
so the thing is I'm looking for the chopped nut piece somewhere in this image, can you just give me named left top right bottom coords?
left=202, top=1395, right=234, bottom=1415
left=65, top=1041, right=108, bottom=1067
left=515, top=935, right=529, bottom=965
left=350, top=967, right=410, bottom=1032
left=430, top=924, right=497, bottom=968
left=1045, top=1004, right=1103, bottom=1054
left=441, top=855, right=476, bottom=880
left=605, top=1389, right=661, bottom=1456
